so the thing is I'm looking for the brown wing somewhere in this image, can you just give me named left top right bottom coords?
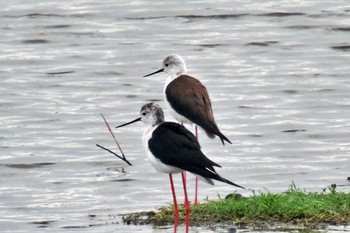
left=165, top=75, right=231, bottom=145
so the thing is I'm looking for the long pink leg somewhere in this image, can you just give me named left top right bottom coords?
left=194, top=126, right=199, bottom=205
left=169, top=174, right=179, bottom=231
left=181, top=172, right=190, bottom=233
left=182, top=171, right=187, bottom=205
left=181, top=122, right=188, bottom=206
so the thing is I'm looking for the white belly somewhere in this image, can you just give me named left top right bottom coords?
left=142, top=125, right=183, bottom=174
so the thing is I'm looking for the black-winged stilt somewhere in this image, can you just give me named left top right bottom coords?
left=143, top=54, right=232, bottom=204
left=143, top=54, right=231, bottom=145
left=116, top=103, right=244, bottom=223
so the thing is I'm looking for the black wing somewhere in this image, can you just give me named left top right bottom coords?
left=148, top=122, right=220, bottom=172
left=148, top=122, right=244, bottom=189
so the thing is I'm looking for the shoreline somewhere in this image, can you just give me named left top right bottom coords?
left=121, top=184, right=350, bottom=231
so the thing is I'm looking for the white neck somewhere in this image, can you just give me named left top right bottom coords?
left=142, top=124, right=157, bottom=148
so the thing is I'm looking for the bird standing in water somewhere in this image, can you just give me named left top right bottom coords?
left=143, top=54, right=232, bottom=203
left=116, top=103, right=244, bottom=226
left=143, top=54, right=231, bottom=145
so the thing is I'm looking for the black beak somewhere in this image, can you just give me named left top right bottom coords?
left=115, top=117, right=141, bottom=128
left=143, top=68, right=164, bottom=77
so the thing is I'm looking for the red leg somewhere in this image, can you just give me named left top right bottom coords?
left=169, top=174, right=179, bottom=230
left=194, top=126, right=199, bottom=205
left=181, top=173, right=190, bottom=214
left=182, top=171, right=187, bottom=205
left=181, top=172, right=190, bottom=232
left=181, top=122, right=188, bottom=206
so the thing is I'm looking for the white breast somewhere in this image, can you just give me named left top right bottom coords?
left=142, top=124, right=183, bottom=174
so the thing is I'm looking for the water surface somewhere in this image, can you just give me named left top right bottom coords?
left=1, top=1, right=350, bottom=232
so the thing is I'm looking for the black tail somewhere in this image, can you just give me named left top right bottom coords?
left=189, top=164, right=244, bottom=189
left=205, top=130, right=232, bottom=145
left=216, top=176, right=245, bottom=189
left=218, top=132, right=232, bottom=145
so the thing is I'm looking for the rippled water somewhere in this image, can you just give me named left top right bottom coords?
left=1, top=1, right=350, bottom=232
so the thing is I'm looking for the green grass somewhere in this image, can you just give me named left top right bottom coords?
left=122, top=184, right=350, bottom=230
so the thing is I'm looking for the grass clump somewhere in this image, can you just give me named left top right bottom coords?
left=122, top=184, right=350, bottom=230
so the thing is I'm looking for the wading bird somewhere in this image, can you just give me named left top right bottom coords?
left=143, top=54, right=232, bottom=203
left=116, top=102, right=244, bottom=225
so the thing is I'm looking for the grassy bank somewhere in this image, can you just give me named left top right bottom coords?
left=122, top=184, right=350, bottom=230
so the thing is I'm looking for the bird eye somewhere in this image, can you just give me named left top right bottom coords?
left=142, top=112, right=146, bottom=116
left=165, top=63, right=169, bottom=67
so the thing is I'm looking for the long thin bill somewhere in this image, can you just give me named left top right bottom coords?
left=143, top=68, right=164, bottom=77
left=115, top=117, right=141, bottom=128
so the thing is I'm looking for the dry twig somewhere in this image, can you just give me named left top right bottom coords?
left=97, top=113, right=132, bottom=166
